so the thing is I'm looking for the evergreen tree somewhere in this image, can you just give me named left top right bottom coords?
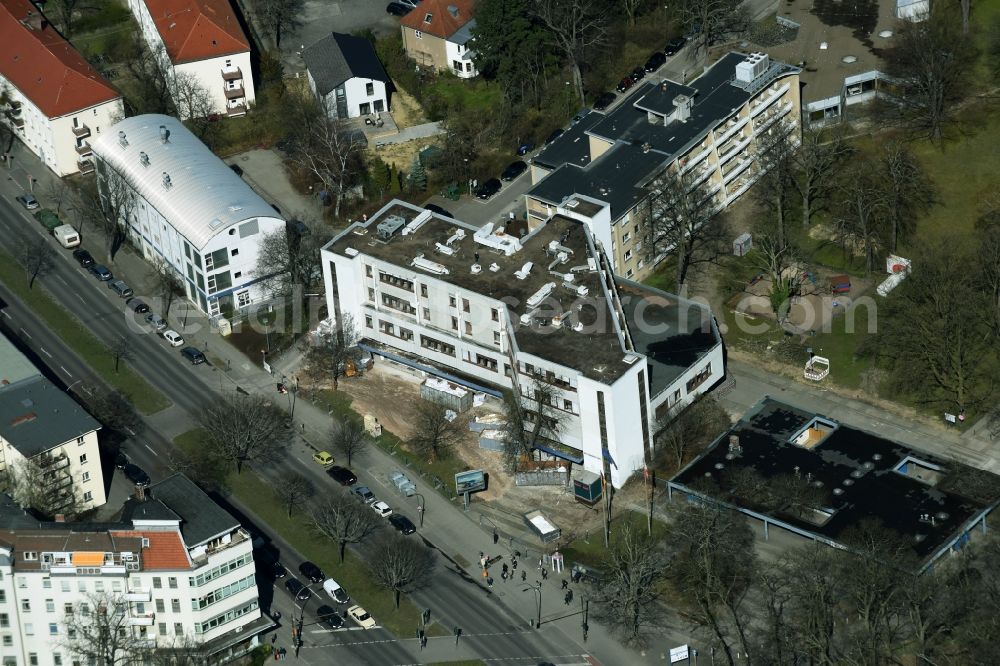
left=408, top=156, right=427, bottom=192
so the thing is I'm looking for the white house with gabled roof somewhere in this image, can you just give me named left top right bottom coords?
left=91, top=115, right=285, bottom=316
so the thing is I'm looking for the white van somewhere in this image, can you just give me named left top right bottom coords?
left=53, top=225, right=80, bottom=248
left=322, top=578, right=350, bottom=604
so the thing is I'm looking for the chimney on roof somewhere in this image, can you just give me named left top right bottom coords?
left=162, top=172, right=172, bottom=190
left=672, top=94, right=692, bottom=122
left=22, top=10, right=43, bottom=30
left=54, top=514, right=65, bottom=523
left=139, top=151, right=149, bottom=167
left=448, top=4, right=459, bottom=17
left=118, top=131, right=128, bottom=148
left=159, top=125, right=170, bottom=143
left=660, top=81, right=669, bottom=92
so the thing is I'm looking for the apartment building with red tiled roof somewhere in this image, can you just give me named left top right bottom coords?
left=0, top=474, right=271, bottom=663
left=128, top=0, right=254, bottom=117
left=0, top=0, right=123, bottom=176
left=400, top=0, right=478, bottom=78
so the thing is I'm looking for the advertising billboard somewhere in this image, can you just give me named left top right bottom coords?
left=455, top=469, right=486, bottom=494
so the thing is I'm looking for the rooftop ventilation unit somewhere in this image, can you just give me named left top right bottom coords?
left=623, top=353, right=640, bottom=365
left=402, top=209, right=432, bottom=235
left=520, top=309, right=539, bottom=326
left=159, top=125, right=170, bottom=143
left=489, top=263, right=501, bottom=272
left=547, top=240, right=574, bottom=256
left=446, top=229, right=466, bottom=245
left=735, top=52, right=769, bottom=83
left=471, top=263, right=482, bottom=274
left=435, top=242, right=455, bottom=256
left=514, top=262, right=533, bottom=280
left=118, top=131, right=128, bottom=148
left=139, top=151, right=149, bottom=167
left=672, top=94, right=693, bottom=122
left=527, top=282, right=557, bottom=308
left=474, top=222, right=522, bottom=256
left=377, top=215, right=406, bottom=240
left=344, top=247, right=360, bottom=257
left=161, top=172, right=172, bottom=190
left=412, top=254, right=449, bottom=275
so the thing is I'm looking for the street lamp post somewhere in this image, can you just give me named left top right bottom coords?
left=522, top=581, right=542, bottom=629
left=581, top=595, right=589, bottom=642
left=292, top=582, right=320, bottom=658
left=415, top=492, right=425, bottom=527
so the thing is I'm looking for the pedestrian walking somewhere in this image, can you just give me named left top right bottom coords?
left=487, top=576, right=494, bottom=588
left=542, top=568, right=548, bottom=580
left=501, top=571, right=508, bottom=582
left=521, top=570, right=527, bottom=582
left=271, top=633, right=277, bottom=644
left=538, top=557, right=543, bottom=570
left=512, top=557, right=518, bottom=570
left=564, top=591, right=571, bottom=605
left=502, top=563, right=509, bottom=575
left=561, top=579, right=568, bottom=590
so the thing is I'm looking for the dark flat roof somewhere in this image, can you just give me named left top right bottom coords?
left=0, top=375, right=100, bottom=457
left=616, top=279, right=719, bottom=399
left=533, top=111, right=605, bottom=170
left=150, top=474, right=239, bottom=547
left=528, top=142, right=669, bottom=220
left=672, top=398, right=1000, bottom=568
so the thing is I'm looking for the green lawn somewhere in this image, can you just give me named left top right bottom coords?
left=0, top=252, right=169, bottom=414
left=560, top=511, right=668, bottom=569
left=174, top=429, right=428, bottom=637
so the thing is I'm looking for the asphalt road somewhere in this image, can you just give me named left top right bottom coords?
left=0, top=200, right=589, bottom=664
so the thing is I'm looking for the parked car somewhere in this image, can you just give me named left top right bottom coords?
left=284, top=577, right=311, bottom=602
left=664, top=36, right=687, bottom=56
left=15, top=194, right=39, bottom=210
left=323, top=578, right=350, bottom=604
left=474, top=178, right=502, bottom=201
left=326, top=466, right=357, bottom=486
left=123, top=463, right=150, bottom=487
left=161, top=330, right=184, bottom=347
left=516, top=141, right=535, bottom=156
left=180, top=346, right=206, bottom=365
left=126, top=298, right=150, bottom=314
left=616, top=77, right=634, bottom=93
left=108, top=279, right=133, bottom=298
left=544, top=128, right=565, bottom=145
left=500, top=160, right=527, bottom=182
left=270, top=561, right=287, bottom=579
left=299, top=561, right=325, bottom=584
left=146, top=313, right=167, bottom=331
left=316, top=605, right=345, bottom=630
left=630, top=67, right=646, bottom=83
left=229, top=163, right=243, bottom=177
left=644, top=51, right=666, bottom=72
left=370, top=500, right=393, bottom=518
left=312, top=451, right=335, bottom=466
left=593, top=91, right=617, bottom=111
left=424, top=203, right=453, bottom=218
left=347, top=605, right=377, bottom=630
left=386, top=1, right=411, bottom=14
left=352, top=486, right=375, bottom=504
left=89, top=264, right=113, bottom=281
left=389, top=514, right=417, bottom=535
left=397, top=0, right=421, bottom=7
left=73, top=248, right=95, bottom=268
left=115, top=452, right=129, bottom=470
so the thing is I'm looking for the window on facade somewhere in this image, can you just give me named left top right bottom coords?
left=464, top=321, right=472, bottom=335
left=153, top=577, right=162, bottom=589
left=204, top=248, right=229, bottom=271
left=420, top=335, right=455, bottom=356
left=23, top=552, right=37, bottom=561
left=622, top=231, right=630, bottom=244
left=21, top=600, right=30, bottom=612
left=2, top=635, right=11, bottom=646
left=365, top=315, right=373, bottom=329
left=78, top=454, right=87, bottom=464
left=626, top=269, right=634, bottom=278
left=174, top=623, right=184, bottom=636
left=685, top=363, right=713, bottom=393
left=83, top=491, right=93, bottom=502
left=494, top=331, right=501, bottom=345
left=473, top=354, right=498, bottom=372
left=366, top=82, right=374, bottom=96
left=168, top=577, right=178, bottom=589
left=171, top=599, right=181, bottom=613
left=156, top=599, right=165, bottom=613
left=422, top=307, right=430, bottom=320
left=451, top=316, right=458, bottom=330
left=45, top=599, right=54, bottom=613
left=379, top=272, right=414, bottom=291
left=23, top=623, right=32, bottom=636
left=82, top=471, right=91, bottom=482
left=449, top=296, right=456, bottom=307
left=158, top=622, right=167, bottom=636
left=237, top=291, right=251, bottom=307
left=462, top=298, right=470, bottom=313
left=415, top=30, right=423, bottom=39
left=365, top=264, right=373, bottom=277
left=368, top=288, right=375, bottom=302
left=28, top=654, right=37, bottom=666
left=0, top=614, right=7, bottom=628
left=453, top=60, right=462, bottom=71
left=41, top=578, right=50, bottom=589
left=64, top=603, right=72, bottom=615
left=49, top=623, right=58, bottom=635
left=564, top=399, right=574, bottom=412
left=420, top=284, right=428, bottom=297
left=381, top=293, right=416, bottom=315
left=491, top=308, right=499, bottom=321
left=623, top=249, right=632, bottom=261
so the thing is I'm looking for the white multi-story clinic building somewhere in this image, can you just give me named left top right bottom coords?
left=92, top=115, right=285, bottom=316
left=0, top=0, right=123, bottom=176
left=0, top=474, right=270, bottom=665
left=322, top=200, right=724, bottom=487
left=127, top=0, right=255, bottom=117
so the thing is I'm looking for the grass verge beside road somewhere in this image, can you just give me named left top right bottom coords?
left=0, top=251, right=169, bottom=414
left=174, top=429, right=428, bottom=637
left=560, top=510, right=668, bottom=569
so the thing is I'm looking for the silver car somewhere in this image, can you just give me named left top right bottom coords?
left=145, top=313, right=167, bottom=331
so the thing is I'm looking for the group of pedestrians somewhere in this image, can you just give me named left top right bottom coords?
left=479, top=548, right=576, bottom=610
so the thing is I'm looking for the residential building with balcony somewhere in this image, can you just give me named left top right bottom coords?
left=303, top=32, right=392, bottom=120
left=0, top=474, right=270, bottom=665
left=526, top=52, right=801, bottom=282
left=321, top=199, right=724, bottom=487
left=0, top=333, right=104, bottom=514
left=91, top=115, right=286, bottom=316
left=128, top=0, right=255, bottom=117
left=0, top=0, right=123, bottom=176
left=400, top=0, right=478, bottom=78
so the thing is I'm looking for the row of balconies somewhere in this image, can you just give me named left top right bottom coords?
left=750, top=82, right=791, bottom=119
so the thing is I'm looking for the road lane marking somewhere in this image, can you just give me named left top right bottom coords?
left=19, top=328, right=31, bottom=339
left=55, top=275, right=68, bottom=287
left=75, top=293, right=85, bottom=303
left=144, top=443, right=159, bottom=457
left=59, top=365, right=72, bottom=377
left=1, top=310, right=10, bottom=319
left=39, top=347, right=51, bottom=358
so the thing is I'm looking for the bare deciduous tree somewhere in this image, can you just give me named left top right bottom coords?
left=109, top=335, right=133, bottom=374
left=835, top=162, right=886, bottom=275
left=620, top=0, right=644, bottom=26
left=1, top=457, right=85, bottom=518
left=275, top=471, right=315, bottom=517
left=255, top=0, right=304, bottom=48
left=678, top=0, right=749, bottom=57
left=532, top=0, right=607, bottom=108
left=884, top=11, right=977, bottom=140
left=500, top=379, right=562, bottom=474
left=311, top=493, right=382, bottom=562
left=172, top=72, right=219, bottom=142
left=88, top=388, right=142, bottom=435
left=94, top=168, right=138, bottom=260
left=198, top=393, right=294, bottom=474
left=593, top=523, right=669, bottom=646
left=977, top=207, right=1000, bottom=339
left=752, top=120, right=798, bottom=248
left=120, top=41, right=174, bottom=116
left=255, top=217, right=327, bottom=300
left=47, top=0, right=81, bottom=37
left=304, top=314, right=362, bottom=390
left=646, top=166, right=726, bottom=292
left=15, top=234, right=55, bottom=289
left=880, top=141, right=934, bottom=254
left=368, top=534, right=435, bottom=608
left=792, top=127, right=852, bottom=228
left=654, top=396, right=730, bottom=473
left=330, top=419, right=368, bottom=467
left=410, top=401, right=463, bottom=462
left=62, top=593, right=155, bottom=665
left=148, top=259, right=185, bottom=319
left=751, top=233, right=804, bottom=319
